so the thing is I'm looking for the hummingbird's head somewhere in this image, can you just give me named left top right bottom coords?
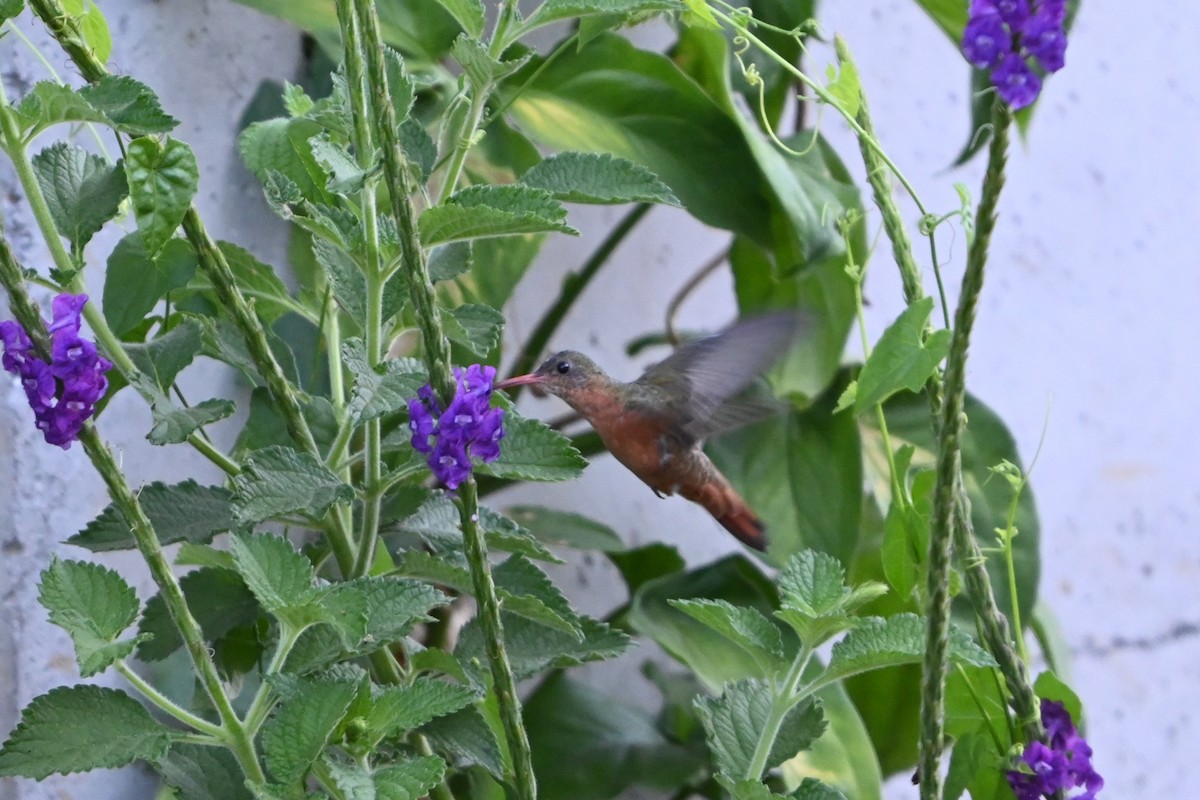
left=495, top=350, right=611, bottom=407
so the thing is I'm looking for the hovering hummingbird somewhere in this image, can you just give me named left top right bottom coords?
left=495, top=313, right=801, bottom=551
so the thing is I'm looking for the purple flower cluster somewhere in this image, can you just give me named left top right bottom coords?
left=0, top=294, right=112, bottom=449
left=1007, top=699, right=1103, bottom=800
left=408, top=364, right=504, bottom=490
left=962, top=0, right=1068, bottom=109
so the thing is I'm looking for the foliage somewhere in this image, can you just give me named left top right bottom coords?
left=0, top=0, right=1090, bottom=799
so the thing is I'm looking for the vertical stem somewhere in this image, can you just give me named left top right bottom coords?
left=919, top=102, right=1013, bottom=799
left=457, top=478, right=537, bottom=800
left=742, top=648, right=813, bottom=781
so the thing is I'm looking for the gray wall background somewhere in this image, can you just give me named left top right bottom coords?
left=2, top=0, right=1195, bottom=797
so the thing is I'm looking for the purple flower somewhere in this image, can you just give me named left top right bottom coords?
left=993, top=53, right=1043, bottom=109
left=1006, top=699, right=1103, bottom=799
left=962, top=0, right=1067, bottom=109
left=407, top=364, right=505, bottom=490
left=0, top=294, right=112, bottom=449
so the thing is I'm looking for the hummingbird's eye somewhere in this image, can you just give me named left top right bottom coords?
left=555, top=360, right=572, bottom=375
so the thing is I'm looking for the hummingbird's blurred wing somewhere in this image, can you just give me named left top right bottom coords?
left=635, top=312, right=802, bottom=444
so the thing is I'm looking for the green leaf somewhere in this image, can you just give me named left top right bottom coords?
left=1033, top=671, right=1083, bottom=726
left=394, top=493, right=562, bottom=564
left=104, top=235, right=198, bottom=336
left=147, top=397, right=236, bottom=444
left=314, top=238, right=366, bottom=319
left=420, top=707, right=504, bottom=778
left=525, top=673, right=704, bottom=800
left=400, top=116, right=437, bottom=182
left=428, top=242, right=473, bottom=283
left=789, top=778, right=850, bottom=800
left=345, top=348, right=426, bottom=425
left=854, top=297, right=951, bottom=412
left=0, top=0, right=24, bottom=24
left=232, top=445, right=354, bottom=524
left=309, top=134, right=367, bottom=193
left=505, top=505, right=625, bottom=552
left=124, top=136, right=198, bottom=257
left=627, top=555, right=782, bottom=690
left=374, top=756, right=449, bottom=800
left=216, top=241, right=294, bottom=323
left=366, top=679, right=476, bottom=742
left=609, top=542, right=685, bottom=595
left=477, top=409, right=586, bottom=482
left=774, top=550, right=886, bottom=646
left=944, top=731, right=999, bottom=800
left=434, top=0, right=484, bottom=37
left=880, top=392, right=1041, bottom=623
left=360, top=577, right=447, bottom=646
left=520, top=152, right=679, bottom=205
left=494, top=554, right=583, bottom=637
left=31, top=142, right=127, bottom=251
left=239, top=117, right=334, bottom=205
left=695, top=679, right=826, bottom=779
left=385, top=46, right=416, bottom=121
left=158, top=743, right=254, bottom=800
left=443, top=303, right=504, bottom=357
left=669, top=599, right=786, bottom=674
left=823, top=61, right=861, bottom=119
left=75, top=0, right=112, bottom=64
left=0, top=685, right=171, bottom=779
left=68, top=480, right=238, bottom=551
left=262, top=678, right=357, bottom=784
left=124, top=317, right=204, bottom=390
left=37, top=557, right=142, bottom=676
left=80, top=74, right=178, bottom=134
left=819, top=614, right=996, bottom=687
left=137, top=567, right=259, bottom=662
left=14, top=82, right=107, bottom=136
left=229, top=532, right=317, bottom=616
left=457, top=612, right=630, bottom=680
left=524, top=0, right=682, bottom=29
left=418, top=185, right=578, bottom=245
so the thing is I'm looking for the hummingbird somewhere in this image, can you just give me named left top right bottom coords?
left=495, top=313, right=801, bottom=551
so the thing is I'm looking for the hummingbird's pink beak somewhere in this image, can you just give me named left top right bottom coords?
left=494, top=372, right=545, bottom=392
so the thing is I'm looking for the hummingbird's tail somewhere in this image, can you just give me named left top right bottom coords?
left=682, top=479, right=768, bottom=552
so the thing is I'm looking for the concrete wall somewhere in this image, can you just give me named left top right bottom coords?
left=2, top=0, right=1194, bottom=798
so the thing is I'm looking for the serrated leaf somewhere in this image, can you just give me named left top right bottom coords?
left=125, top=136, right=198, bottom=257
left=38, top=557, right=142, bottom=676
left=525, top=0, right=681, bottom=28
left=229, top=532, right=318, bottom=618
left=494, top=554, right=582, bottom=637
left=80, top=74, right=178, bottom=134
left=148, top=397, right=236, bottom=444
left=31, top=142, right=127, bottom=251
left=366, top=679, right=476, bottom=742
left=669, top=599, right=786, bottom=674
left=310, top=134, right=368, bottom=193
left=14, top=82, right=107, bottom=136
left=361, top=577, right=448, bottom=646
left=158, top=742, right=254, bottom=800
left=239, top=117, right=334, bottom=205
left=818, top=614, right=997, bottom=687
left=443, top=303, right=504, bottom=356
left=375, top=755, right=448, bottom=800
left=477, top=409, right=586, bottom=482
left=262, top=678, right=358, bottom=784
left=420, top=707, right=503, bottom=778
left=393, top=493, right=561, bottom=564
left=434, top=0, right=484, bottom=36
left=323, top=759, right=375, bottom=800
left=694, top=679, right=826, bottom=780
left=428, top=242, right=473, bottom=283
left=137, top=567, right=259, bottom=662
left=68, top=479, right=238, bottom=551
left=232, top=445, right=354, bottom=524
left=345, top=346, right=426, bottom=425
left=855, top=297, right=951, bottom=412
left=104, top=235, right=198, bottom=335
left=384, top=47, right=415, bottom=121
left=520, top=151, right=679, bottom=205
left=418, top=185, right=578, bottom=245
left=457, top=612, right=630, bottom=680
left=125, top=317, right=204, bottom=390
left=774, top=551, right=886, bottom=645
left=0, top=685, right=171, bottom=779
left=505, top=504, right=625, bottom=552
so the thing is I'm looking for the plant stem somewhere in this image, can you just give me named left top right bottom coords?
left=456, top=477, right=537, bottom=800
left=743, top=647, right=813, bottom=781
left=507, top=202, right=651, bottom=382
left=115, top=661, right=225, bottom=738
